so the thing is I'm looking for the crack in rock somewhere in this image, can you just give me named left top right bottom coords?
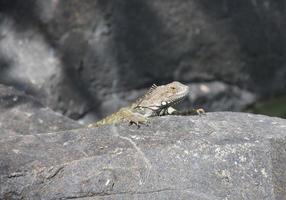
left=111, top=126, right=152, bottom=185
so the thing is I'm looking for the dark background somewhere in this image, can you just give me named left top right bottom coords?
left=0, top=0, right=285, bottom=123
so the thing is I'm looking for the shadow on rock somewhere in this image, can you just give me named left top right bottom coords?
left=196, top=0, right=286, bottom=95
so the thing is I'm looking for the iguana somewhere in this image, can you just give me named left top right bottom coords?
left=88, top=81, right=204, bottom=127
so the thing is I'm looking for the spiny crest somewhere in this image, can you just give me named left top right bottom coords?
left=150, top=84, right=157, bottom=90
left=134, top=84, right=158, bottom=107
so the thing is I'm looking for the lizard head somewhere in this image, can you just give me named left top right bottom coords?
left=134, top=81, right=189, bottom=116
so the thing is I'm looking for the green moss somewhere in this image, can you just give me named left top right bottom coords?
left=247, top=96, right=286, bottom=119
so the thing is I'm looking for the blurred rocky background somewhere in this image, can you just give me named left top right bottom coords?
left=0, top=0, right=285, bottom=123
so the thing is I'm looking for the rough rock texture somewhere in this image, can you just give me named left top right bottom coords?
left=1, top=112, right=286, bottom=199
left=0, top=0, right=285, bottom=120
left=0, top=84, right=82, bottom=137
left=187, top=81, right=256, bottom=112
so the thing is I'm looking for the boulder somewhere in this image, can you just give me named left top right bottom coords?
left=1, top=112, right=286, bottom=199
left=0, top=84, right=82, bottom=137
left=0, top=0, right=285, bottom=120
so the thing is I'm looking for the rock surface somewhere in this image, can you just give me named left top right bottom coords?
left=0, top=0, right=285, bottom=120
left=1, top=112, right=286, bottom=200
left=0, top=84, right=82, bottom=137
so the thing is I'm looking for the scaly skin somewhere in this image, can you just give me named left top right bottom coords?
left=88, top=81, right=204, bottom=127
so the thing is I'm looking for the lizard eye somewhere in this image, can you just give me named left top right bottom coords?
left=161, top=101, right=167, bottom=106
left=171, top=86, right=176, bottom=90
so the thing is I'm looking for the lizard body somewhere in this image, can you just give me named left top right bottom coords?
left=88, top=81, right=204, bottom=127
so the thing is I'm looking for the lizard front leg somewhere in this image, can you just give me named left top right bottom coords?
left=160, top=106, right=205, bottom=116
left=120, top=108, right=150, bottom=127
left=175, top=108, right=205, bottom=115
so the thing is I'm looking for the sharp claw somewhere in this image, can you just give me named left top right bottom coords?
left=129, top=120, right=142, bottom=128
left=136, top=121, right=140, bottom=128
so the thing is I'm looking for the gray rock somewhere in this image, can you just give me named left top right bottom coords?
left=1, top=112, right=286, bottom=199
left=0, top=84, right=82, bottom=137
left=0, top=0, right=285, bottom=120
left=187, top=81, right=257, bottom=112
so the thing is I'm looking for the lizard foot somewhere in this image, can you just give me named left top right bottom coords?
left=129, top=119, right=150, bottom=128
left=196, top=108, right=205, bottom=115
left=125, top=113, right=150, bottom=128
